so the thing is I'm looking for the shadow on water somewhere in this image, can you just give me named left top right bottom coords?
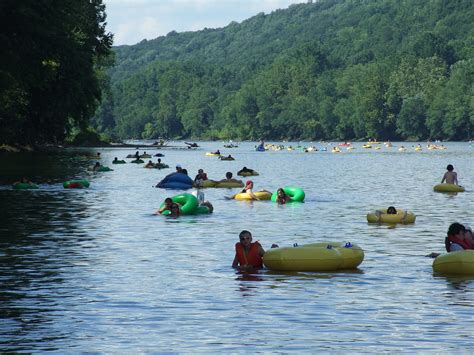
left=0, top=171, right=95, bottom=351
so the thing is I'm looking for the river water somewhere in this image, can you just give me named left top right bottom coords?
left=0, top=141, right=473, bottom=352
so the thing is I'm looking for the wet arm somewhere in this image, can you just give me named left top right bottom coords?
left=232, top=254, right=239, bottom=268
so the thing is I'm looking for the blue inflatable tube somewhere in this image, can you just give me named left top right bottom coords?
left=158, top=182, right=193, bottom=189
left=156, top=173, right=193, bottom=189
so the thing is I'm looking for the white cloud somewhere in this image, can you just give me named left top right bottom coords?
left=104, top=0, right=304, bottom=45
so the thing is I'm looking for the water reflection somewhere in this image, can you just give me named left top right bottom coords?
left=0, top=143, right=473, bottom=351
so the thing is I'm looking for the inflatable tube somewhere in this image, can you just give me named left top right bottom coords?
left=271, top=187, right=305, bottom=203
left=238, top=170, right=259, bottom=177
left=206, top=152, right=220, bottom=156
left=219, top=157, right=235, bottom=161
left=214, top=181, right=244, bottom=188
left=433, top=250, right=474, bottom=275
left=331, top=147, right=341, bottom=153
left=362, top=144, right=372, bottom=149
left=158, top=182, right=193, bottom=189
left=160, top=193, right=199, bottom=215
left=234, top=191, right=272, bottom=201
left=140, top=154, right=151, bottom=158
left=367, top=208, right=416, bottom=224
left=98, top=166, right=113, bottom=172
left=160, top=193, right=211, bottom=215
left=433, top=183, right=465, bottom=193
left=12, top=182, right=39, bottom=190
left=63, top=180, right=90, bottom=189
left=256, top=146, right=265, bottom=152
left=194, top=180, right=218, bottom=188
left=155, top=164, right=169, bottom=169
left=130, top=159, right=144, bottom=164
left=195, top=205, right=211, bottom=214
left=112, top=160, right=126, bottom=164
left=157, top=173, right=193, bottom=189
left=263, top=242, right=364, bottom=272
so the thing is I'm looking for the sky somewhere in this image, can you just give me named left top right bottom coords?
left=103, top=0, right=305, bottom=46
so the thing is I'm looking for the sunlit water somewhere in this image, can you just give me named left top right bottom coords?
left=0, top=141, right=473, bottom=351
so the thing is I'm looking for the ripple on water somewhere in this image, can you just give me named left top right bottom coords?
left=0, top=142, right=473, bottom=351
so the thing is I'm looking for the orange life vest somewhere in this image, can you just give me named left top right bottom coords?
left=235, top=241, right=263, bottom=268
left=447, top=235, right=474, bottom=251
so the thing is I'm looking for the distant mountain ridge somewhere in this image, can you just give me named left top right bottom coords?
left=94, top=0, right=473, bottom=140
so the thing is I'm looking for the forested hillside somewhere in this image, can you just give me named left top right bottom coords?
left=93, top=0, right=474, bottom=141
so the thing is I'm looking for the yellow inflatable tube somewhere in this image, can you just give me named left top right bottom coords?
left=433, top=251, right=474, bottom=275
left=263, top=242, right=364, bottom=272
left=194, top=180, right=217, bottom=188
left=433, top=183, right=465, bottom=193
left=367, top=208, right=416, bottom=224
left=234, top=191, right=272, bottom=200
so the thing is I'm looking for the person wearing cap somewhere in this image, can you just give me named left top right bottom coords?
left=176, top=164, right=183, bottom=173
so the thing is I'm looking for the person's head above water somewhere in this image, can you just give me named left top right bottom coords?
left=387, top=206, right=397, bottom=214
left=226, top=172, right=232, bottom=179
left=245, top=180, right=253, bottom=188
left=447, top=222, right=466, bottom=236
left=446, top=164, right=454, bottom=171
left=239, top=230, right=252, bottom=246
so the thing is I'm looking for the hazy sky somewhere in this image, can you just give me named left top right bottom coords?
left=104, top=0, right=304, bottom=46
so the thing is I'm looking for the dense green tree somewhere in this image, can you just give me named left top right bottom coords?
left=0, top=0, right=113, bottom=145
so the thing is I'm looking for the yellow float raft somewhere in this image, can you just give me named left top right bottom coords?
left=234, top=191, right=272, bottom=200
left=194, top=180, right=218, bottom=188
left=263, top=242, right=364, bottom=272
left=367, top=208, right=416, bottom=224
left=433, top=251, right=474, bottom=275
left=433, top=183, right=465, bottom=193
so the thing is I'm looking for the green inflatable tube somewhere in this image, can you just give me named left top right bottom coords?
left=271, top=186, right=305, bottom=203
left=130, top=159, right=144, bottom=164
left=13, top=182, right=39, bottom=190
left=63, top=180, right=90, bottom=189
left=112, top=160, right=126, bottom=164
left=160, top=193, right=199, bottom=215
left=98, top=166, right=113, bottom=172
left=195, top=205, right=211, bottom=214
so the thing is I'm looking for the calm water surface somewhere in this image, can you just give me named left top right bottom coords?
left=1, top=142, right=473, bottom=352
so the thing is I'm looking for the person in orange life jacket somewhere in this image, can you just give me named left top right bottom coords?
left=232, top=230, right=278, bottom=271
left=445, top=223, right=474, bottom=252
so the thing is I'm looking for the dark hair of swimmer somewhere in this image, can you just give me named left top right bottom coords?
left=447, top=222, right=466, bottom=236
left=446, top=164, right=454, bottom=171
left=387, top=206, right=397, bottom=214
left=239, top=230, right=252, bottom=240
